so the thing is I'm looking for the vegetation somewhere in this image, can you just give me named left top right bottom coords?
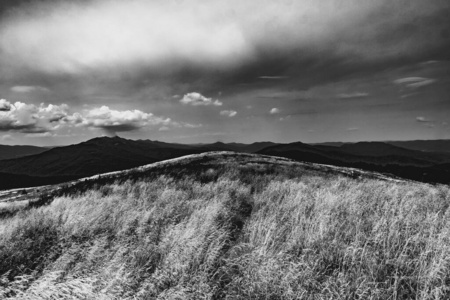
left=0, top=153, right=449, bottom=299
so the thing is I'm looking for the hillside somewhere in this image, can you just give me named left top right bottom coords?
left=1, top=152, right=449, bottom=299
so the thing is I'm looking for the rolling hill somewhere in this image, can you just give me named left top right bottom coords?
left=0, top=152, right=449, bottom=299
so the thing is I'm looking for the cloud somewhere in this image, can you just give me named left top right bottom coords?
left=416, top=116, right=433, bottom=123
left=1, top=0, right=448, bottom=81
left=220, top=110, right=237, bottom=117
left=346, top=127, right=359, bottom=131
left=69, top=106, right=173, bottom=134
left=270, top=108, right=280, bottom=114
left=180, top=92, right=222, bottom=106
left=337, top=92, right=369, bottom=99
left=0, top=100, right=69, bottom=133
left=11, top=85, right=50, bottom=93
left=0, top=100, right=186, bottom=135
left=415, top=116, right=437, bottom=128
left=394, top=77, right=436, bottom=88
left=181, top=123, right=203, bottom=129
left=0, top=99, right=12, bottom=111
left=0, top=0, right=253, bottom=76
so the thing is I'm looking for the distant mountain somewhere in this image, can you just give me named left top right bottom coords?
left=312, top=142, right=346, bottom=147
left=1, top=137, right=450, bottom=190
left=386, top=140, right=450, bottom=153
left=0, top=137, right=281, bottom=189
left=0, top=136, right=210, bottom=189
left=258, top=141, right=450, bottom=184
left=0, top=145, right=49, bottom=160
left=195, top=141, right=278, bottom=153
left=313, top=139, right=450, bottom=153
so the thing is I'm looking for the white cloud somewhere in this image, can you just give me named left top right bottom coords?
left=346, top=127, right=359, bottom=131
left=0, top=99, right=12, bottom=111
left=0, top=99, right=69, bottom=133
left=181, top=123, right=203, bottom=128
left=70, top=106, right=172, bottom=133
left=0, top=100, right=189, bottom=135
left=11, top=86, right=50, bottom=93
left=180, top=92, right=222, bottom=106
left=220, top=110, right=237, bottom=117
left=270, top=108, right=280, bottom=114
left=394, top=77, right=436, bottom=88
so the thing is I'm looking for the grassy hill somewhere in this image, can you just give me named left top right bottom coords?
left=1, top=152, right=449, bottom=299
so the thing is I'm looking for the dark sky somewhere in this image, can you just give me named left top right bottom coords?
left=0, top=0, right=449, bottom=146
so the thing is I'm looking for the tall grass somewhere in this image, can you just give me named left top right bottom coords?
left=0, top=154, right=449, bottom=299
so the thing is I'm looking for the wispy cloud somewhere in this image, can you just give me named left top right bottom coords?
left=11, top=85, right=50, bottom=93
left=394, top=77, right=436, bottom=88
left=337, top=92, right=369, bottom=99
left=416, top=116, right=433, bottom=123
left=220, top=110, right=237, bottom=117
left=279, top=115, right=291, bottom=121
left=415, top=116, right=437, bottom=128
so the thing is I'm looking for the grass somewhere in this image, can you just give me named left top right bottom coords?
left=0, top=153, right=449, bottom=299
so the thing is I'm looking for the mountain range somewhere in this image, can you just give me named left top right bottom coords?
left=0, top=136, right=449, bottom=189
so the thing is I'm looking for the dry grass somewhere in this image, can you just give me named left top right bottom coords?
left=0, top=154, right=449, bottom=299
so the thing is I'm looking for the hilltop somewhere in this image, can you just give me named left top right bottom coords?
left=1, top=152, right=449, bottom=299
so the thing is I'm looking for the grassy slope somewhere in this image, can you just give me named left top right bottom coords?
left=0, top=153, right=450, bottom=299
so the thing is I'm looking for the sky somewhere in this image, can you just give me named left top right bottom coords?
left=0, top=0, right=449, bottom=146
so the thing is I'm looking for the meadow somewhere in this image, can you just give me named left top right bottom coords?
left=0, top=153, right=449, bottom=299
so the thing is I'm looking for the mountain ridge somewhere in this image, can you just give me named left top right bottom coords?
left=0, top=136, right=449, bottom=190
